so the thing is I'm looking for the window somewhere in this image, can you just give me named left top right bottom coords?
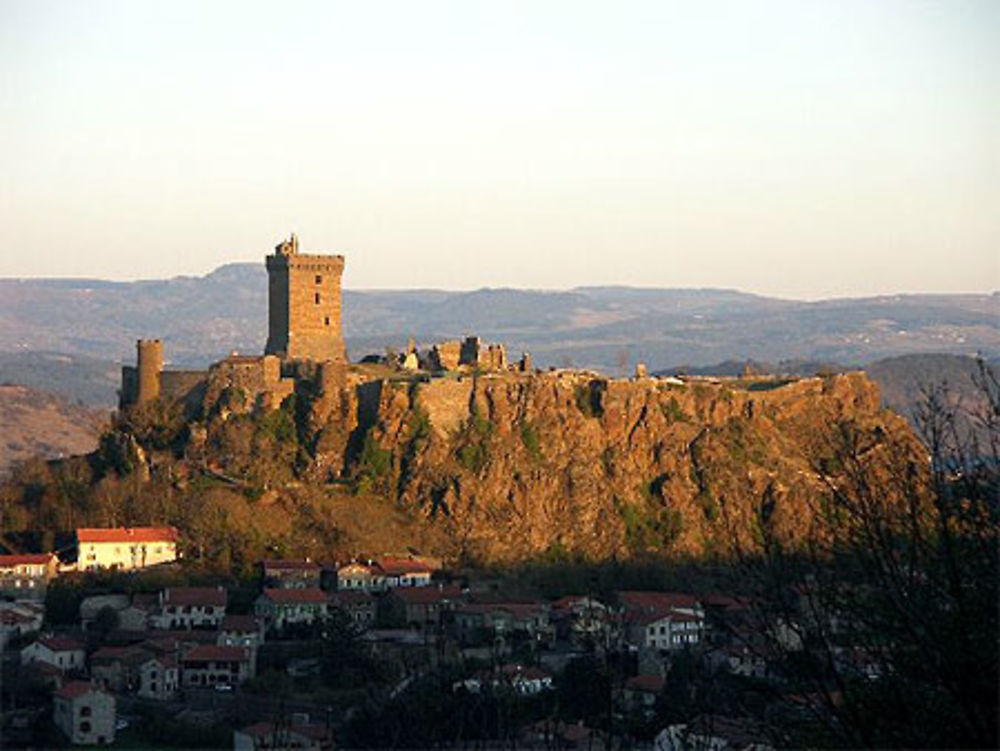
left=324, top=316, right=330, bottom=326
left=80, top=706, right=91, bottom=717
left=80, top=721, right=92, bottom=733
left=314, top=292, right=321, bottom=304
left=315, top=274, right=322, bottom=284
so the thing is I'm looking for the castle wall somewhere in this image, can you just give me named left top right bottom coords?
left=459, top=337, right=507, bottom=371
left=206, top=355, right=293, bottom=411
left=120, top=366, right=138, bottom=409
left=266, top=262, right=290, bottom=356
left=429, top=341, right=461, bottom=371
left=159, top=371, right=208, bottom=413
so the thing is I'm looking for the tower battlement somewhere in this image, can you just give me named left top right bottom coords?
left=264, top=234, right=347, bottom=364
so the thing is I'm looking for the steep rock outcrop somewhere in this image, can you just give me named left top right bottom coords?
left=344, top=371, right=915, bottom=562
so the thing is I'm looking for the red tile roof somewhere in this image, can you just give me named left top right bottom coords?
left=551, top=594, right=590, bottom=610
left=163, top=587, right=226, bottom=607
left=55, top=681, right=102, bottom=699
left=458, top=601, right=547, bottom=619
left=0, top=553, right=55, bottom=567
left=91, top=645, right=138, bottom=662
left=130, top=593, right=159, bottom=611
left=220, top=614, right=260, bottom=632
left=618, top=590, right=701, bottom=613
left=260, top=587, right=328, bottom=604
left=77, top=526, right=179, bottom=544
left=329, top=590, right=375, bottom=606
left=181, top=645, right=248, bottom=663
left=36, top=635, right=85, bottom=652
left=630, top=611, right=675, bottom=627
left=626, top=674, right=665, bottom=693
left=377, top=556, right=433, bottom=576
left=389, top=585, right=462, bottom=604
left=0, top=610, right=35, bottom=624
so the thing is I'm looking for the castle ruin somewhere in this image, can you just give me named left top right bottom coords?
left=120, top=235, right=347, bottom=412
left=118, top=235, right=528, bottom=418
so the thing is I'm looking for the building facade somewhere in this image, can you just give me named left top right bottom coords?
left=76, top=527, right=179, bottom=571
left=0, top=553, right=57, bottom=598
left=53, top=682, right=116, bottom=746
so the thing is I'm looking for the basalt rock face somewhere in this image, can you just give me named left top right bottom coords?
left=345, top=371, right=916, bottom=563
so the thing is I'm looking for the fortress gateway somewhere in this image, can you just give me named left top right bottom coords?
left=120, top=235, right=347, bottom=411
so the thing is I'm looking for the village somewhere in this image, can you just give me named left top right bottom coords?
left=0, top=523, right=865, bottom=749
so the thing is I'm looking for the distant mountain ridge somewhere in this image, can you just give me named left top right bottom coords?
left=1, top=263, right=996, bottom=377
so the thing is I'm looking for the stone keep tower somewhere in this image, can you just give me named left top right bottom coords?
left=264, top=234, right=347, bottom=363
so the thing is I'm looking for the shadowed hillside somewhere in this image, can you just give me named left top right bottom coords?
left=0, top=385, right=108, bottom=475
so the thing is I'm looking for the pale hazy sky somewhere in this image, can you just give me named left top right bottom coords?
left=1, top=0, right=997, bottom=298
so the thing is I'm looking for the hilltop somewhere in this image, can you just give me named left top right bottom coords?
left=0, top=365, right=919, bottom=568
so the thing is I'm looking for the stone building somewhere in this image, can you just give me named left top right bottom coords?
left=53, top=682, right=116, bottom=746
left=120, top=235, right=348, bottom=414
left=265, top=233, right=347, bottom=363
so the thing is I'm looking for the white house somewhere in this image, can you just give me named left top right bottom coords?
left=76, top=527, right=179, bottom=571
left=638, top=611, right=704, bottom=651
left=53, top=681, right=116, bottom=746
left=336, top=562, right=385, bottom=592
left=0, top=553, right=58, bottom=598
left=376, top=556, right=433, bottom=588
left=21, top=635, right=86, bottom=673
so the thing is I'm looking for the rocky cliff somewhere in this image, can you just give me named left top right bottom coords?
left=2, top=367, right=921, bottom=567
left=306, top=369, right=917, bottom=563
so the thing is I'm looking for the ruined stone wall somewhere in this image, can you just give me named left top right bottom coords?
left=428, top=341, right=461, bottom=371
left=459, top=337, right=481, bottom=367
left=459, top=337, right=507, bottom=371
left=205, top=355, right=292, bottom=411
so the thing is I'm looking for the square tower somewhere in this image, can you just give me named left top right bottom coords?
left=265, top=234, right=347, bottom=363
